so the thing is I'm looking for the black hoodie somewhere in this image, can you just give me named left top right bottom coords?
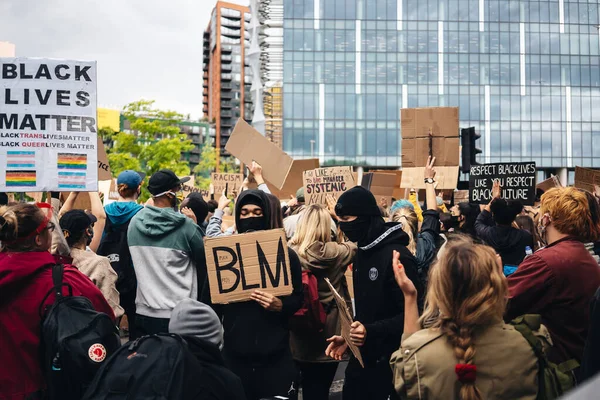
left=202, top=190, right=303, bottom=363
left=475, top=210, right=534, bottom=266
left=184, top=337, right=247, bottom=400
left=352, top=218, right=422, bottom=365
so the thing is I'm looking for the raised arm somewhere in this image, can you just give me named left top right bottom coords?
left=88, top=192, right=106, bottom=252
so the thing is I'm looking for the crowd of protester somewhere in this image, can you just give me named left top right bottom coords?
left=2, top=156, right=600, bottom=400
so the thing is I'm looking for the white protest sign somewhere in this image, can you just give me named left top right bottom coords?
left=0, top=58, right=98, bottom=191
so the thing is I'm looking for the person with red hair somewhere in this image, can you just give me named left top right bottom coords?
left=506, top=187, right=600, bottom=366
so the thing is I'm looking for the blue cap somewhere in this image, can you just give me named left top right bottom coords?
left=117, top=170, right=143, bottom=188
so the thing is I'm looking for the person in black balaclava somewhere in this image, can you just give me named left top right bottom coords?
left=201, top=190, right=303, bottom=400
left=325, top=186, right=422, bottom=400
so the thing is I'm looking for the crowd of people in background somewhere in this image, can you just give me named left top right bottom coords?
left=2, top=156, right=600, bottom=400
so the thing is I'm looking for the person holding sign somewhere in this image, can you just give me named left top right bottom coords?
left=506, top=188, right=600, bottom=367
left=475, top=180, right=534, bottom=269
left=390, top=237, right=540, bottom=400
left=327, top=186, right=421, bottom=400
left=202, top=189, right=302, bottom=400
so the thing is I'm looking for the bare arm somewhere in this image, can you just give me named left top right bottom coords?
left=425, top=156, right=437, bottom=211
left=59, top=192, right=79, bottom=218
left=88, top=192, right=106, bottom=253
left=393, top=250, right=420, bottom=336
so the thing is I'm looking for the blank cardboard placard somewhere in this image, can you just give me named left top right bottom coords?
left=303, top=167, right=356, bottom=205
left=204, top=229, right=292, bottom=304
left=325, top=278, right=364, bottom=368
left=361, top=171, right=402, bottom=206
left=401, top=167, right=459, bottom=190
left=536, top=175, right=562, bottom=193
left=211, top=173, right=244, bottom=197
left=226, top=119, right=293, bottom=189
left=401, top=107, right=459, bottom=139
left=453, top=190, right=470, bottom=204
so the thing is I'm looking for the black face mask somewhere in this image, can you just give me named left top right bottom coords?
left=237, top=216, right=267, bottom=233
left=339, top=217, right=371, bottom=243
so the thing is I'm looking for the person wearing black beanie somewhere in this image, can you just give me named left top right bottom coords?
left=201, top=189, right=303, bottom=400
left=327, top=186, right=422, bottom=400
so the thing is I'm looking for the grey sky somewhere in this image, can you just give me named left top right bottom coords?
left=0, top=0, right=248, bottom=118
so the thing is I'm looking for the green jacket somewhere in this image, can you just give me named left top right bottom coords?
left=127, top=206, right=206, bottom=319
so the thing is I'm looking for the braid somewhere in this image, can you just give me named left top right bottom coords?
left=442, top=320, right=482, bottom=400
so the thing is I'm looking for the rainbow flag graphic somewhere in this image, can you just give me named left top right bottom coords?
left=57, top=153, right=87, bottom=170
left=7, top=151, right=35, bottom=168
left=58, top=171, right=87, bottom=190
left=6, top=170, right=36, bottom=187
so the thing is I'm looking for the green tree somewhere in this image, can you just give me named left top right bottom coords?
left=107, top=99, right=195, bottom=200
left=193, top=138, right=240, bottom=189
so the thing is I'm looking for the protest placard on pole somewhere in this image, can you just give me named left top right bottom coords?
left=211, top=173, right=244, bottom=196
left=361, top=171, right=403, bottom=206
left=469, top=162, right=536, bottom=205
left=303, top=167, right=356, bottom=205
left=325, top=278, right=364, bottom=368
left=536, top=175, right=562, bottom=193
left=0, top=58, right=98, bottom=192
left=204, top=229, right=292, bottom=304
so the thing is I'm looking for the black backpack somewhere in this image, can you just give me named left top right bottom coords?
left=83, top=334, right=207, bottom=400
left=97, top=217, right=136, bottom=301
left=40, top=264, right=121, bottom=400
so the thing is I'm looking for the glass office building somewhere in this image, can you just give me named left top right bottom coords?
left=282, top=0, right=600, bottom=175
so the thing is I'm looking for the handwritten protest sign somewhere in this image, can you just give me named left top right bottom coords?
left=211, top=173, right=243, bottom=196
left=204, top=229, right=292, bottom=304
left=469, top=162, right=536, bottom=205
left=303, top=167, right=356, bottom=205
left=325, top=278, right=364, bottom=368
left=574, top=167, right=600, bottom=194
left=0, top=58, right=98, bottom=191
left=181, top=175, right=210, bottom=201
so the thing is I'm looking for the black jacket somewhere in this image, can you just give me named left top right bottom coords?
left=353, top=221, right=421, bottom=365
left=475, top=210, right=534, bottom=266
left=416, top=210, right=441, bottom=287
left=185, top=337, right=247, bottom=400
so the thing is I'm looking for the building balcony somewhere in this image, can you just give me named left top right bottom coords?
left=221, top=101, right=233, bottom=109
left=221, top=8, right=241, bottom=19
left=221, top=110, right=233, bottom=118
left=221, top=82, right=233, bottom=90
left=221, top=45, right=233, bottom=53
left=221, top=64, right=232, bottom=72
left=221, top=17, right=241, bottom=28
left=221, top=73, right=232, bottom=81
left=220, top=91, right=233, bottom=99
left=244, top=96, right=252, bottom=103
left=221, top=54, right=232, bottom=63
left=203, top=80, right=208, bottom=88
left=221, top=119, right=234, bottom=128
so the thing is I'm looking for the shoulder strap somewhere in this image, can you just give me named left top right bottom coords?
left=38, top=264, right=73, bottom=317
left=52, top=264, right=64, bottom=299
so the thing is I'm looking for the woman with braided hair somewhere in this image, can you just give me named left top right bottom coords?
left=390, top=236, right=539, bottom=400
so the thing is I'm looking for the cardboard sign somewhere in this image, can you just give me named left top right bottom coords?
left=574, top=167, right=600, bottom=194
left=226, top=119, right=293, bottom=189
left=401, top=107, right=460, bottom=168
left=453, top=190, right=470, bottom=204
left=536, top=175, right=562, bottom=193
left=204, top=229, right=292, bottom=304
left=59, top=192, right=92, bottom=212
left=361, top=171, right=402, bottom=206
left=469, top=162, right=536, bottom=205
left=0, top=58, right=98, bottom=191
left=182, top=175, right=210, bottom=201
left=303, top=167, right=356, bottom=205
left=97, top=137, right=112, bottom=181
left=401, top=166, right=459, bottom=190
left=325, top=278, right=364, bottom=368
left=211, top=173, right=243, bottom=197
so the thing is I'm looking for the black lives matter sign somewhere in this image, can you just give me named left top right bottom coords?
left=469, top=162, right=536, bottom=206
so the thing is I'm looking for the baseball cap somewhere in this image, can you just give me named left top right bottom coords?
left=117, top=170, right=145, bottom=188
left=59, top=210, right=97, bottom=237
left=296, top=187, right=305, bottom=203
left=148, top=169, right=191, bottom=196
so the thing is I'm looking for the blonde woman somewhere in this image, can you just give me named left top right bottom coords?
left=289, top=204, right=357, bottom=400
left=390, top=237, right=539, bottom=400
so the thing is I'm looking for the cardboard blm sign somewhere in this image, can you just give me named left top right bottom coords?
left=204, top=229, right=292, bottom=304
